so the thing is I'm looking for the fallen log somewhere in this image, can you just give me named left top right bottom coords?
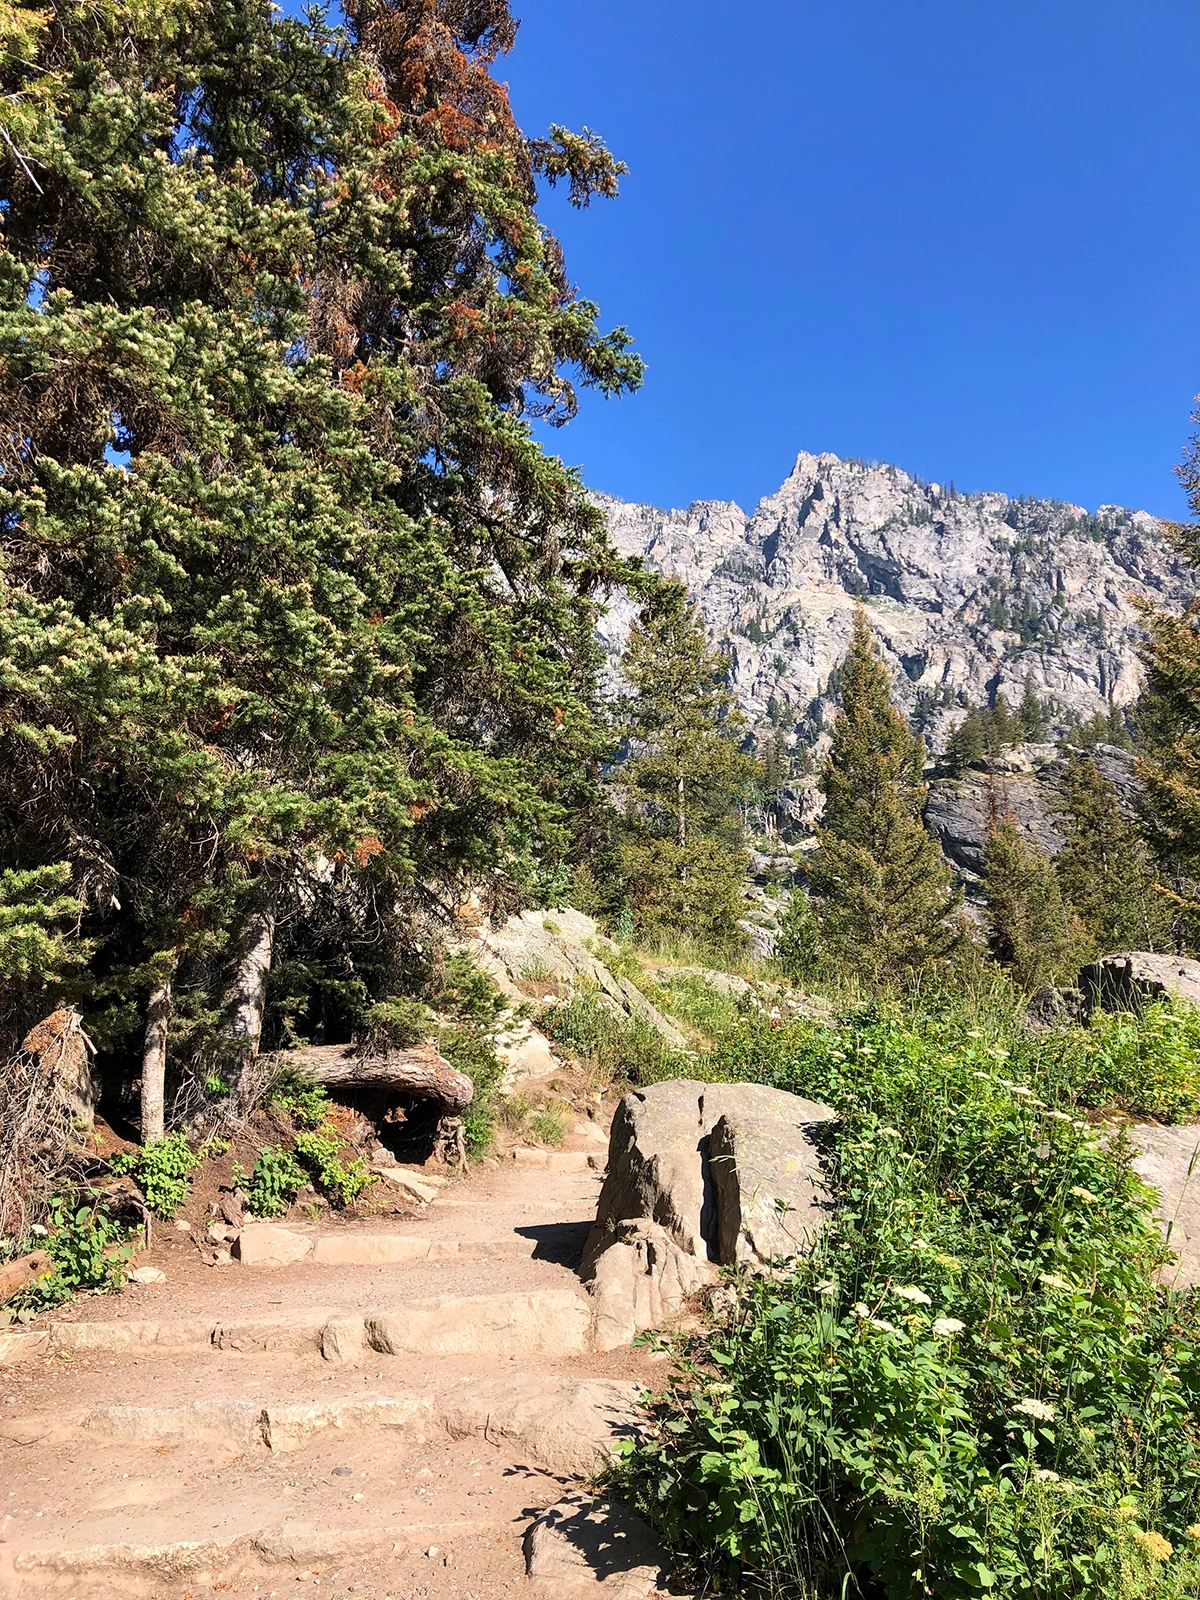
left=0, top=1250, right=53, bottom=1305
left=277, top=1043, right=474, bottom=1112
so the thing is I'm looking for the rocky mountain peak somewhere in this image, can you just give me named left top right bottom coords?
left=597, top=451, right=1190, bottom=749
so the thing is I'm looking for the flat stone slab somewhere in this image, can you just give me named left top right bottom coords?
left=442, top=1376, right=645, bottom=1476
left=525, top=1492, right=669, bottom=1598
left=1127, top=1123, right=1200, bottom=1286
left=367, top=1289, right=591, bottom=1357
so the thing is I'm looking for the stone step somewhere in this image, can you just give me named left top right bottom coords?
left=232, top=1220, right=558, bottom=1267
left=9, top=1288, right=594, bottom=1367
left=2, top=1513, right=496, bottom=1587
left=0, top=1375, right=643, bottom=1475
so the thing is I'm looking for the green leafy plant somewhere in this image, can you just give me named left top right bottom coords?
left=5, top=1197, right=133, bottom=1316
left=111, top=1133, right=204, bottom=1220
left=268, top=1068, right=334, bottom=1131
left=293, top=1131, right=372, bottom=1207
left=235, top=1146, right=307, bottom=1219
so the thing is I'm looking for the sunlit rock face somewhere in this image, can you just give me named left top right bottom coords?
left=596, top=451, right=1191, bottom=749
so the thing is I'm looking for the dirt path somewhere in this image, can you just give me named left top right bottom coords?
left=0, top=1131, right=672, bottom=1599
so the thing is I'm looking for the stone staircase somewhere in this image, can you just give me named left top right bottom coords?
left=0, top=1140, right=673, bottom=1599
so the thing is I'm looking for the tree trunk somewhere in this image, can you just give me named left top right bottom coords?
left=279, top=1043, right=474, bottom=1112
left=228, top=889, right=278, bottom=1056
left=140, top=977, right=172, bottom=1143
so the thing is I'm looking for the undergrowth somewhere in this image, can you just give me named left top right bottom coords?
left=2, top=1196, right=134, bottom=1318
left=588, top=975, right=1200, bottom=1599
left=110, top=1132, right=205, bottom=1220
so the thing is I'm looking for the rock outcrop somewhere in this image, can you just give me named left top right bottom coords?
left=465, top=907, right=686, bottom=1051
left=1126, top=1124, right=1200, bottom=1289
left=583, top=1079, right=835, bottom=1347
left=1080, top=953, right=1200, bottom=1016
left=925, top=743, right=1138, bottom=879
left=597, top=452, right=1189, bottom=748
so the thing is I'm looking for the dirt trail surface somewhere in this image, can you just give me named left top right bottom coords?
left=0, top=1136, right=677, bottom=1600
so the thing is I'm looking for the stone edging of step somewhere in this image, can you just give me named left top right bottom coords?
left=0, top=1287, right=594, bottom=1368
left=5, top=1516, right=494, bottom=1580
left=0, top=1375, right=646, bottom=1473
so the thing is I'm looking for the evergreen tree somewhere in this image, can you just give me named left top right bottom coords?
left=983, top=693, right=1018, bottom=754
left=1018, top=677, right=1049, bottom=741
left=1054, top=756, right=1171, bottom=953
left=983, top=800, right=1083, bottom=991
left=946, top=707, right=985, bottom=775
left=0, top=1, right=642, bottom=1088
left=615, top=585, right=754, bottom=944
left=807, top=608, right=961, bottom=983
left=1138, top=415, right=1200, bottom=943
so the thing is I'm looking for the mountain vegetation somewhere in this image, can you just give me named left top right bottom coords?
left=0, top=0, right=643, bottom=1106
left=611, top=583, right=754, bottom=946
left=805, top=608, right=961, bottom=982
left=2, top=7, right=1200, bottom=1600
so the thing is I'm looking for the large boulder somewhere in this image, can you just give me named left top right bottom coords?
left=1126, top=1124, right=1200, bottom=1288
left=582, top=1079, right=835, bottom=1341
left=1080, top=953, right=1200, bottom=1016
left=707, top=1082, right=836, bottom=1265
left=583, top=1079, right=713, bottom=1269
left=588, top=1219, right=719, bottom=1352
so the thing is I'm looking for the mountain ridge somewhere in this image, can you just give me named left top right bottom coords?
left=596, top=450, right=1192, bottom=749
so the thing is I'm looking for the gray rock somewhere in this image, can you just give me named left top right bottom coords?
left=584, top=1080, right=713, bottom=1267
left=925, top=765, right=1067, bottom=878
left=706, top=1083, right=836, bottom=1265
left=525, top=1492, right=668, bottom=1599
left=588, top=1219, right=719, bottom=1351
left=597, top=452, right=1189, bottom=743
left=1126, top=1124, right=1200, bottom=1288
left=463, top=907, right=685, bottom=1048
left=583, top=1078, right=835, bottom=1334
left=1080, top=952, right=1200, bottom=1016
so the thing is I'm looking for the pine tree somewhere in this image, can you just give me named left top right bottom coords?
left=1137, top=418, right=1200, bottom=943
left=1018, top=677, right=1049, bottom=741
left=983, top=800, right=1083, bottom=991
left=946, top=707, right=986, bottom=775
left=616, top=585, right=754, bottom=944
left=1054, top=755, right=1171, bottom=953
left=983, top=693, right=1018, bottom=754
left=0, top=1, right=642, bottom=1083
left=807, top=608, right=961, bottom=983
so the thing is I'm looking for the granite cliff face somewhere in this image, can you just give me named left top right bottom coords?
left=597, top=451, right=1192, bottom=748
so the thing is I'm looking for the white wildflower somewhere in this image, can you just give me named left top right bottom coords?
left=1047, top=1110, right=1072, bottom=1122
left=1038, top=1273, right=1071, bottom=1291
left=815, top=1279, right=837, bottom=1296
left=893, top=1285, right=932, bottom=1305
left=28, top=1224, right=48, bottom=1237
left=880, top=1127, right=902, bottom=1139
left=1035, top=1469, right=1061, bottom=1483
left=911, top=1238, right=929, bottom=1251
left=869, top=1318, right=898, bottom=1333
left=1069, top=1185, right=1099, bottom=1203
left=853, top=1303, right=870, bottom=1319
left=1013, top=1398, right=1055, bottom=1422
left=972, top=1071, right=992, bottom=1081
left=932, top=1317, right=965, bottom=1337
left=1009, top=1085, right=1034, bottom=1098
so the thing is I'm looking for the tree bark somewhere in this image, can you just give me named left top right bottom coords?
left=280, top=1043, right=474, bottom=1112
left=227, top=889, right=278, bottom=1055
left=140, top=977, right=173, bottom=1143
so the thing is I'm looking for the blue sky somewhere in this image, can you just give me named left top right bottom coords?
left=502, top=0, right=1200, bottom=519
